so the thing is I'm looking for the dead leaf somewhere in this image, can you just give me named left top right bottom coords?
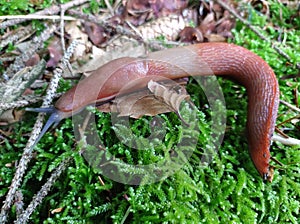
left=206, top=33, right=226, bottom=42
left=0, top=109, right=24, bottom=124
left=214, top=11, right=235, bottom=38
left=97, top=79, right=190, bottom=119
left=198, top=12, right=216, bottom=37
left=76, top=37, right=145, bottom=75
left=155, top=0, right=189, bottom=17
left=122, top=0, right=188, bottom=26
left=147, top=80, right=191, bottom=119
left=25, top=53, right=40, bottom=67
left=51, top=207, right=63, bottom=214
left=84, top=22, right=107, bottom=46
left=124, top=0, right=153, bottom=26
left=65, top=21, right=90, bottom=59
left=178, top=27, right=204, bottom=43
left=46, top=37, right=62, bottom=68
left=111, top=89, right=173, bottom=118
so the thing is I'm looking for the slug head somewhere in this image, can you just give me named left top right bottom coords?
left=248, top=145, right=273, bottom=182
left=26, top=107, right=70, bottom=148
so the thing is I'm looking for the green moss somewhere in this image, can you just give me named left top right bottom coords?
left=1, top=0, right=299, bottom=223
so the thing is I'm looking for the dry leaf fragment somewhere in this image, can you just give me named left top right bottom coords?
left=46, top=38, right=62, bottom=68
left=65, top=21, right=90, bottom=59
left=25, top=53, right=40, bottom=67
left=84, top=22, right=107, bottom=46
left=178, top=27, right=204, bottom=43
left=51, top=207, right=63, bottom=214
left=97, top=79, right=190, bottom=119
left=199, top=12, right=216, bottom=36
left=147, top=80, right=191, bottom=119
left=111, top=88, right=173, bottom=118
left=0, top=109, right=24, bottom=124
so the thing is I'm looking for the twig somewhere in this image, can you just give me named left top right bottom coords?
left=0, top=25, right=34, bottom=49
left=0, top=68, right=62, bottom=223
left=273, top=134, right=300, bottom=146
left=3, top=24, right=57, bottom=79
left=276, top=114, right=300, bottom=128
left=275, top=126, right=290, bottom=139
left=0, top=93, right=63, bottom=111
left=67, top=9, right=143, bottom=42
left=279, top=99, right=300, bottom=113
left=14, top=157, right=73, bottom=224
left=104, top=0, right=114, bottom=14
left=215, top=0, right=300, bottom=70
left=60, top=7, right=66, bottom=52
left=0, top=15, right=76, bottom=20
left=0, top=40, right=78, bottom=224
left=0, top=0, right=89, bottom=29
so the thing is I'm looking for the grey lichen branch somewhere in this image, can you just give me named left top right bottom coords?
left=14, top=157, right=73, bottom=224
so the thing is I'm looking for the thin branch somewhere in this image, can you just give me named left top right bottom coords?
left=3, top=24, right=57, bottom=79
left=0, top=15, right=76, bottom=20
left=273, top=134, right=300, bottom=146
left=0, top=93, right=63, bottom=111
left=0, top=25, right=34, bottom=49
left=0, top=0, right=89, bottom=29
left=280, top=99, right=300, bottom=113
left=0, top=68, right=63, bottom=223
left=14, top=157, right=73, bottom=224
left=66, top=9, right=143, bottom=42
left=0, top=40, right=78, bottom=223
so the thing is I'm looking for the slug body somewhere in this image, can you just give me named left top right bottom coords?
left=30, top=43, right=279, bottom=181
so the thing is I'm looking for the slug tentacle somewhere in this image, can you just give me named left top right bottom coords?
left=26, top=107, right=69, bottom=147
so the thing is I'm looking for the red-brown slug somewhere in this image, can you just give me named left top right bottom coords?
left=28, top=43, right=279, bottom=181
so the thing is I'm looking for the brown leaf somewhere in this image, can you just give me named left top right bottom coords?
left=124, top=0, right=153, bottom=26
left=65, top=21, right=89, bottom=60
left=46, top=38, right=62, bottom=68
left=159, top=0, right=189, bottom=16
left=214, top=11, right=235, bottom=38
left=147, top=80, right=190, bottom=119
left=51, top=207, right=63, bottom=214
left=111, top=89, right=173, bottom=118
left=123, top=0, right=188, bottom=26
left=178, top=27, right=204, bottom=43
left=84, top=22, right=107, bottom=46
left=195, top=1, right=236, bottom=41
left=25, top=53, right=40, bottom=67
left=0, top=109, right=24, bottom=124
left=97, top=79, right=190, bottom=119
left=198, top=12, right=216, bottom=37
left=206, top=33, right=226, bottom=42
